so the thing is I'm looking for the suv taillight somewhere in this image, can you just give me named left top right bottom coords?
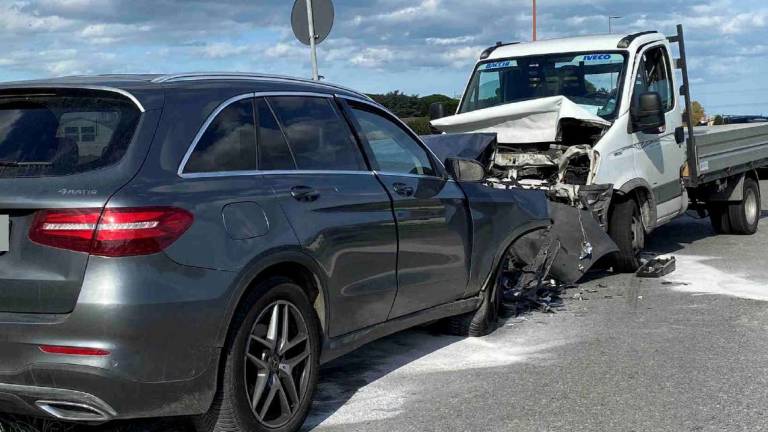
left=29, top=207, right=193, bottom=257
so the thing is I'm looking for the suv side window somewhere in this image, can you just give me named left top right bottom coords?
left=349, top=105, right=436, bottom=177
left=268, top=96, right=366, bottom=171
left=633, top=46, right=674, bottom=112
left=255, top=98, right=296, bottom=170
left=185, top=98, right=257, bottom=173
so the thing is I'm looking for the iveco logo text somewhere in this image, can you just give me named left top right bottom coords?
left=583, top=54, right=612, bottom=61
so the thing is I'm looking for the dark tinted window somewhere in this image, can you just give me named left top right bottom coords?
left=256, top=98, right=296, bottom=170
left=351, top=107, right=436, bottom=176
left=633, top=46, right=674, bottom=112
left=268, top=96, right=365, bottom=171
left=0, top=92, right=140, bottom=177
left=185, top=98, right=257, bottom=173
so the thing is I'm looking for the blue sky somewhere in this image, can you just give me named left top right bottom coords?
left=0, top=0, right=766, bottom=116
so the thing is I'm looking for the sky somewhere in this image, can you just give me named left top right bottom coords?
left=0, top=0, right=766, bottom=116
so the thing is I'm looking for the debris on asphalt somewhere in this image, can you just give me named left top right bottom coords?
left=636, top=256, right=676, bottom=278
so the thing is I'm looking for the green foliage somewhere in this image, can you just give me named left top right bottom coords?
left=404, top=117, right=432, bottom=135
left=690, top=101, right=705, bottom=125
left=713, top=114, right=724, bottom=125
left=367, top=91, right=459, bottom=119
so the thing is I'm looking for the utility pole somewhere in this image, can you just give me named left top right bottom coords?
left=532, top=0, right=537, bottom=41
left=608, top=16, right=622, bottom=34
left=305, top=0, right=319, bottom=81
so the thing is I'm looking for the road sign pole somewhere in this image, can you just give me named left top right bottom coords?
left=305, top=0, right=319, bottom=80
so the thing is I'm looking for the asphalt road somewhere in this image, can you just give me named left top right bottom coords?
left=305, top=182, right=768, bottom=432
left=3, top=184, right=767, bottom=432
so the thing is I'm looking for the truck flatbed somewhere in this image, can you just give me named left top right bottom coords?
left=689, top=122, right=768, bottom=185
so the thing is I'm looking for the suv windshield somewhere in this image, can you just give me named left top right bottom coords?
left=0, top=90, right=141, bottom=178
left=459, top=52, right=627, bottom=119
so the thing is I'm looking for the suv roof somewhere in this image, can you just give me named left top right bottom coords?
left=0, top=72, right=373, bottom=112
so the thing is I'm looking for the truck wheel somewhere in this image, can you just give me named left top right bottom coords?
left=608, top=196, right=644, bottom=273
left=196, top=278, right=320, bottom=432
left=707, top=203, right=732, bottom=234
left=728, top=177, right=761, bottom=235
left=444, top=274, right=502, bottom=337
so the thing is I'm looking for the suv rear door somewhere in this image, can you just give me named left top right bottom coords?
left=341, top=98, right=472, bottom=318
left=261, top=94, right=398, bottom=338
left=0, top=88, right=157, bottom=314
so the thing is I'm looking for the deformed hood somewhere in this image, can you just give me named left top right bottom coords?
left=431, top=96, right=610, bottom=144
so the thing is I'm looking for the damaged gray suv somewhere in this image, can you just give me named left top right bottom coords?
left=0, top=73, right=568, bottom=432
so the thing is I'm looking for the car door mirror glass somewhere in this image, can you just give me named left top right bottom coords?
left=445, top=158, right=485, bottom=182
left=632, top=91, right=665, bottom=133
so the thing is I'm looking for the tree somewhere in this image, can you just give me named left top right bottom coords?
left=713, top=115, right=724, bottom=125
left=690, top=101, right=705, bottom=125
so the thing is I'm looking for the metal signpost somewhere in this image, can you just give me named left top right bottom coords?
left=291, top=0, right=335, bottom=81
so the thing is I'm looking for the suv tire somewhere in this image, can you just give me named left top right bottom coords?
left=196, top=278, right=320, bottom=432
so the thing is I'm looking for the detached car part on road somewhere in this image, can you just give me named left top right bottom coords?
left=0, top=73, right=557, bottom=432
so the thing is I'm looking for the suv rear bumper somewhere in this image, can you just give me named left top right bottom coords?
left=0, top=253, right=239, bottom=421
left=0, top=383, right=116, bottom=422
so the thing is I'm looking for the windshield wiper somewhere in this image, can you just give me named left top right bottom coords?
left=0, top=160, right=53, bottom=167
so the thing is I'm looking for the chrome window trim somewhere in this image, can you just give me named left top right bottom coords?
left=336, top=94, right=449, bottom=175
left=373, top=170, right=450, bottom=181
left=178, top=91, right=355, bottom=178
left=181, top=170, right=375, bottom=179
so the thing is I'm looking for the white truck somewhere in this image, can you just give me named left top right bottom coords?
left=429, top=25, right=768, bottom=272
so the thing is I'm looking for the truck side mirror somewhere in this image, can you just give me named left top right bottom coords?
left=631, top=92, right=666, bottom=133
left=429, top=102, right=446, bottom=121
left=445, top=158, right=485, bottom=182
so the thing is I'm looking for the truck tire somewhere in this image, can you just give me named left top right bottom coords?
left=608, top=196, right=644, bottom=273
left=708, top=203, right=732, bottom=234
left=728, top=177, right=761, bottom=235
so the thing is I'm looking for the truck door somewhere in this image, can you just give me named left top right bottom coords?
left=630, top=44, right=686, bottom=221
left=341, top=99, right=472, bottom=319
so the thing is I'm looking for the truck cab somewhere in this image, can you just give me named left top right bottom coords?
left=433, top=31, right=689, bottom=271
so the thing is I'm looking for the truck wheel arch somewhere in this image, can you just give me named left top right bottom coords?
left=616, top=179, right=657, bottom=233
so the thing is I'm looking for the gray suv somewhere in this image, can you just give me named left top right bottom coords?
left=0, top=73, right=550, bottom=432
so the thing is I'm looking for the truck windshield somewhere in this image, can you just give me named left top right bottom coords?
left=459, top=52, right=627, bottom=119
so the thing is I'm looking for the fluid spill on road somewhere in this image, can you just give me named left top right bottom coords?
left=306, top=328, right=572, bottom=429
left=662, top=254, right=768, bottom=302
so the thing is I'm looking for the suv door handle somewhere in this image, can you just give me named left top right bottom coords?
left=392, top=182, right=414, bottom=197
left=290, top=186, right=320, bottom=202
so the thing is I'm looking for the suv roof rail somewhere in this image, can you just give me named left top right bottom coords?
left=151, top=72, right=369, bottom=99
left=479, top=41, right=520, bottom=60
left=617, top=31, right=660, bottom=48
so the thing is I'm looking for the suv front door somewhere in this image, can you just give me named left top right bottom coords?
left=342, top=99, right=472, bottom=319
left=262, top=94, right=398, bottom=338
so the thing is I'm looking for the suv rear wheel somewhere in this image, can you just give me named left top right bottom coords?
left=196, top=278, right=320, bottom=432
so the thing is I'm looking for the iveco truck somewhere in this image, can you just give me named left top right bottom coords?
left=430, top=25, right=768, bottom=272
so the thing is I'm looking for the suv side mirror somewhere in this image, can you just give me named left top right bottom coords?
left=445, top=158, right=485, bottom=182
left=631, top=92, right=665, bottom=133
left=429, top=102, right=446, bottom=121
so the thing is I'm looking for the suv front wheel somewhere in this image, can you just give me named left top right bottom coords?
left=197, top=278, right=320, bottom=432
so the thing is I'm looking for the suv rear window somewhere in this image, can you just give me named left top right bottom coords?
left=0, top=91, right=141, bottom=177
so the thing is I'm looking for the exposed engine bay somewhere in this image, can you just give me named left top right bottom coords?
left=429, top=96, right=615, bottom=227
